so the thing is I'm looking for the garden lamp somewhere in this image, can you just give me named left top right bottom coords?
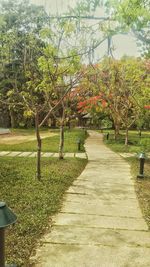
left=0, top=202, right=17, bottom=267
left=137, top=152, right=146, bottom=178
left=106, top=132, right=109, bottom=140
left=77, top=138, right=81, bottom=151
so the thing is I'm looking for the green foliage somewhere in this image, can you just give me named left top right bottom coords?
left=0, top=157, right=87, bottom=266
left=0, top=0, right=47, bottom=126
left=69, top=0, right=102, bottom=16
left=78, top=57, right=149, bottom=133
left=38, top=19, right=82, bottom=94
left=106, top=0, right=150, bottom=57
left=108, top=0, right=148, bottom=26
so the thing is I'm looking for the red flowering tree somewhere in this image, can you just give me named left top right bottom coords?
left=144, top=105, right=150, bottom=110
left=77, top=58, right=150, bottom=143
left=78, top=95, right=107, bottom=113
left=77, top=95, right=107, bottom=127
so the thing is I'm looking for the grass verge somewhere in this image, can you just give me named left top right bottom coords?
left=103, top=129, right=150, bottom=153
left=0, top=128, right=87, bottom=152
left=103, top=132, right=150, bottom=230
left=127, top=157, right=150, bottom=229
left=0, top=157, right=87, bottom=266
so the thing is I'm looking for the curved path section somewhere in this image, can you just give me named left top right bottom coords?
left=33, top=131, right=150, bottom=267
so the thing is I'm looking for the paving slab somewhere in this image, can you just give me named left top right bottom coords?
left=52, top=153, right=59, bottom=158
left=66, top=183, right=136, bottom=199
left=32, top=131, right=150, bottom=267
left=119, top=153, right=150, bottom=158
left=119, top=153, right=137, bottom=158
left=7, top=151, right=22, bottom=156
left=64, top=153, right=75, bottom=158
left=0, top=151, right=11, bottom=156
left=18, top=152, right=33, bottom=157
left=65, top=192, right=137, bottom=202
left=0, top=151, right=86, bottom=158
left=41, top=225, right=150, bottom=248
left=62, top=198, right=142, bottom=218
left=75, top=153, right=87, bottom=159
left=42, top=153, right=54, bottom=157
left=29, top=152, right=37, bottom=157
left=53, top=213, right=147, bottom=231
left=32, top=244, right=150, bottom=267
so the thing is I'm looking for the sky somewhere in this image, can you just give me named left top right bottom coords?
left=30, top=0, right=140, bottom=60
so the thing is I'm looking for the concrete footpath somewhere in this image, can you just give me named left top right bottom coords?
left=32, top=131, right=150, bottom=267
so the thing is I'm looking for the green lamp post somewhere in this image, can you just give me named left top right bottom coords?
left=137, top=152, right=146, bottom=178
left=0, top=202, right=17, bottom=267
left=77, top=138, right=81, bottom=151
left=106, top=132, right=109, bottom=140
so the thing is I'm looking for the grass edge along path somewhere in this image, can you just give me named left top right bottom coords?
left=0, top=157, right=87, bottom=266
left=103, top=133, right=150, bottom=230
left=127, top=157, right=150, bottom=230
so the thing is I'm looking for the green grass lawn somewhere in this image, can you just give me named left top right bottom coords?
left=103, top=129, right=150, bottom=153
left=0, top=157, right=87, bottom=266
left=127, top=157, right=150, bottom=229
left=0, top=128, right=87, bottom=152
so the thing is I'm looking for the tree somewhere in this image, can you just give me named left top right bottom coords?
left=77, top=57, right=150, bottom=143
left=0, top=0, right=109, bottom=177
left=106, top=0, right=150, bottom=57
left=92, top=59, right=125, bottom=139
left=0, top=0, right=47, bottom=128
left=0, top=0, right=48, bottom=180
left=38, top=18, right=82, bottom=159
left=78, top=95, right=107, bottom=127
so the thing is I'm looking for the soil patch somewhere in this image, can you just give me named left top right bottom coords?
left=0, top=132, right=58, bottom=145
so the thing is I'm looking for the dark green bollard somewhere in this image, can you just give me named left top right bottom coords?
left=0, top=228, right=5, bottom=267
left=77, top=139, right=81, bottom=151
left=106, top=133, right=109, bottom=140
left=137, top=152, right=145, bottom=178
left=82, top=127, right=87, bottom=135
left=0, top=202, right=17, bottom=267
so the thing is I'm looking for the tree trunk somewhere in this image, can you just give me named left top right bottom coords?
left=67, top=120, right=71, bottom=129
left=59, top=123, right=64, bottom=160
left=35, top=112, right=42, bottom=180
left=51, top=117, right=56, bottom=128
left=114, top=124, right=120, bottom=140
left=125, top=128, right=129, bottom=146
left=10, top=109, right=17, bottom=128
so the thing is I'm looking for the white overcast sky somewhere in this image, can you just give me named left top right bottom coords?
left=30, top=0, right=140, bottom=60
